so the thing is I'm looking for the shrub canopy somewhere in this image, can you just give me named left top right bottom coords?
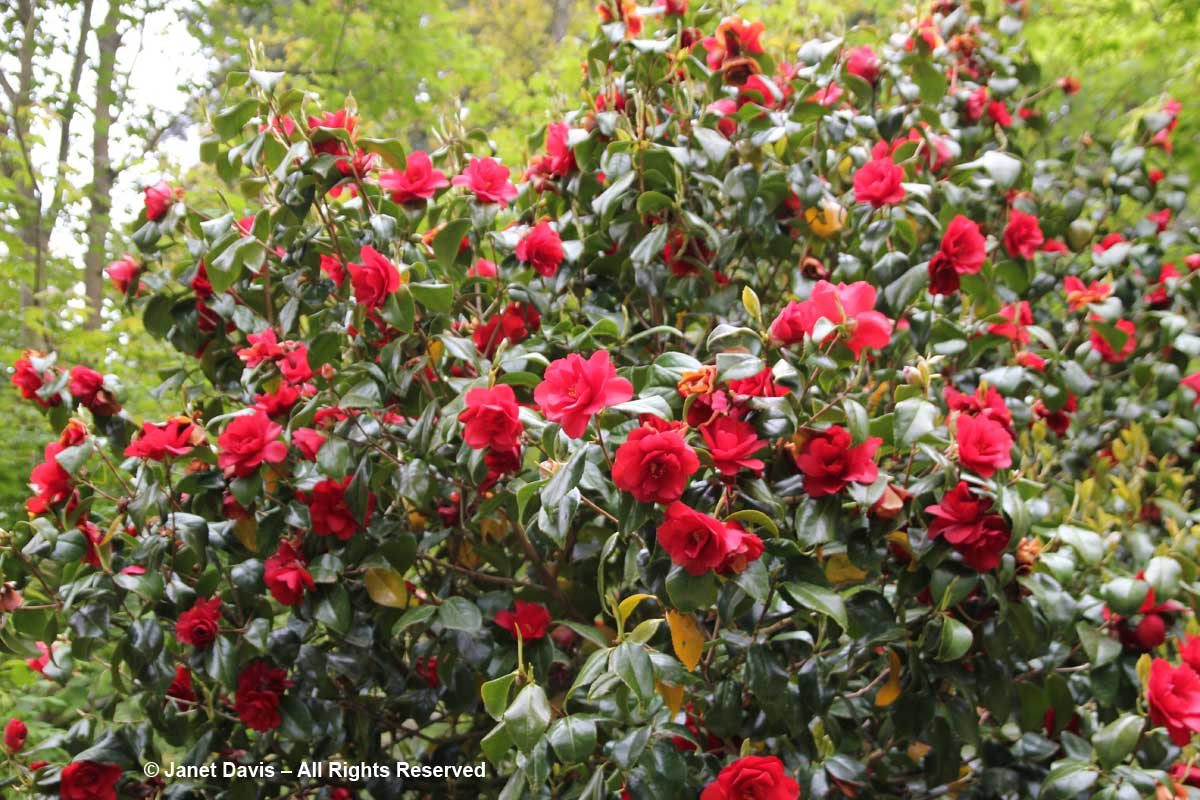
left=4, top=1, right=1200, bottom=799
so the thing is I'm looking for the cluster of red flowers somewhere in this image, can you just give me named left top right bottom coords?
left=234, top=660, right=294, bottom=732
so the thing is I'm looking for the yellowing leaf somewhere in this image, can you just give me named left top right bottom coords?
left=364, top=568, right=409, bottom=608
left=804, top=201, right=846, bottom=238
left=666, top=610, right=704, bottom=672
left=407, top=511, right=428, bottom=533
left=907, top=742, right=931, bottom=762
left=1136, top=652, right=1152, bottom=689
left=874, top=647, right=902, bottom=707
left=656, top=681, right=684, bottom=719
left=233, top=517, right=258, bottom=552
left=825, top=553, right=868, bottom=585
left=618, top=593, right=657, bottom=628
left=480, top=518, right=510, bottom=543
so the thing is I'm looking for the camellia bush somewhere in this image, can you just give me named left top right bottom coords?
left=5, top=0, right=1200, bottom=798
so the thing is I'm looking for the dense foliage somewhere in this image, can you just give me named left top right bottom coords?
left=4, top=1, right=1200, bottom=799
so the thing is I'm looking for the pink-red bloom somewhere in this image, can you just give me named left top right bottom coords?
left=264, top=540, right=315, bottom=605
left=845, top=45, right=881, bottom=84
left=533, top=351, right=633, bottom=439
left=954, top=414, right=1013, bottom=478
left=452, top=157, right=518, bottom=206
left=459, top=384, right=523, bottom=451
left=657, top=502, right=742, bottom=576
left=701, top=755, right=800, bottom=800
left=144, top=180, right=176, bottom=221
left=853, top=146, right=906, bottom=207
left=794, top=425, right=881, bottom=497
left=612, top=426, right=700, bottom=504
left=1003, top=209, right=1044, bottom=260
left=928, top=215, right=986, bottom=295
left=925, top=482, right=1011, bottom=571
left=348, top=245, right=401, bottom=310
left=378, top=151, right=448, bottom=203
left=1148, top=658, right=1200, bottom=746
left=176, top=597, right=222, bottom=648
left=300, top=476, right=374, bottom=540
left=769, top=281, right=893, bottom=358
left=701, top=416, right=766, bottom=478
left=515, top=222, right=565, bottom=277
left=216, top=411, right=288, bottom=478
left=494, top=600, right=552, bottom=640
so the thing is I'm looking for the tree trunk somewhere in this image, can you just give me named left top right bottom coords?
left=83, top=0, right=121, bottom=329
left=548, top=0, right=573, bottom=43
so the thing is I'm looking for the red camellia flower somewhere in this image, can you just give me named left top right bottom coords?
left=1063, top=276, right=1112, bottom=310
left=1182, top=372, right=1200, bottom=406
left=348, top=245, right=401, bottom=310
left=925, top=482, right=1011, bottom=571
left=928, top=215, right=986, bottom=295
left=657, top=502, right=741, bottom=576
left=4, top=718, right=27, bottom=752
left=176, top=597, right=222, bottom=648
left=1002, top=209, right=1044, bottom=260
left=769, top=280, right=893, bottom=357
left=264, top=540, right=315, bottom=605
left=60, top=761, right=123, bottom=800
left=452, top=157, right=518, bottom=206
left=474, top=302, right=541, bottom=357
left=988, top=301, right=1033, bottom=344
left=69, top=366, right=120, bottom=415
left=26, top=441, right=73, bottom=515
left=300, top=476, right=374, bottom=540
left=700, top=755, right=801, bottom=800
left=793, top=425, right=881, bottom=497
left=853, top=146, right=906, bottom=207
left=718, top=526, right=764, bottom=576
left=515, top=222, right=565, bottom=277
left=143, top=180, right=176, bottom=221
left=702, top=16, right=765, bottom=71
left=166, top=665, right=196, bottom=708
left=1089, top=317, right=1136, bottom=363
left=105, top=254, right=140, bottom=295
left=292, top=427, right=327, bottom=460
left=612, top=426, right=700, bottom=504
left=234, top=660, right=293, bottom=733
left=459, top=384, right=523, bottom=451
left=954, top=414, right=1013, bottom=478
left=216, top=411, right=288, bottom=478
left=320, top=253, right=345, bottom=286
left=494, top=600, right=552, bottom=640
left=728, top=367, right=789, bottom=398
left=11, top=351, right=60, bottom=407
left=701, top=416, right=766, bottom=478
left=124, top=418, right=198, bottom=461
left=945, top=384, right=1012, bottom=432
left=1148, top=659, right=1200, bottom=746
left=658, top=0, right=687, bottom=14
left=468, top=258, right=498, bottom=278
left=533, top=351, right=633, bottom=438
left=526, top=122, right=576, bottom=180
left=845, top=45, right=881, bottom=84
left=378, top=151, right=448, bottom=203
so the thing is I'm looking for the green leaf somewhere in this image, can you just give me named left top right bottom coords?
left=410, top=282, right=454, bottom=312
left=694, top=127, right=731, bottom=164
left=612, top=641, right=655, bottom=704
left=503, top=684, right=552, bottom=752
left=438, top=596, right=483, bottom=631
left=893, top=398, right=937, bottom=447
left=482, top=671, right=519, bottom=720
left=434, top=219, right=472, bottom=270
left=1038, top=761, right=1097, bottom=799
left=912, top=58, right=947, bottom=104
left=547, top=716, right=597, bottom=763
left=956, top=151, right=1023, bottom=189
left=936, top=616, right=973, bottom=661
left=666, top=566, right=718, bottom=612
left=781, top=582, right=848, bottom=629
left=1092, top=714, right=1142, bottom=769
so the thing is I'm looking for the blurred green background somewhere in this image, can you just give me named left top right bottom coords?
left=0, top=0, right=1196, bottom=524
